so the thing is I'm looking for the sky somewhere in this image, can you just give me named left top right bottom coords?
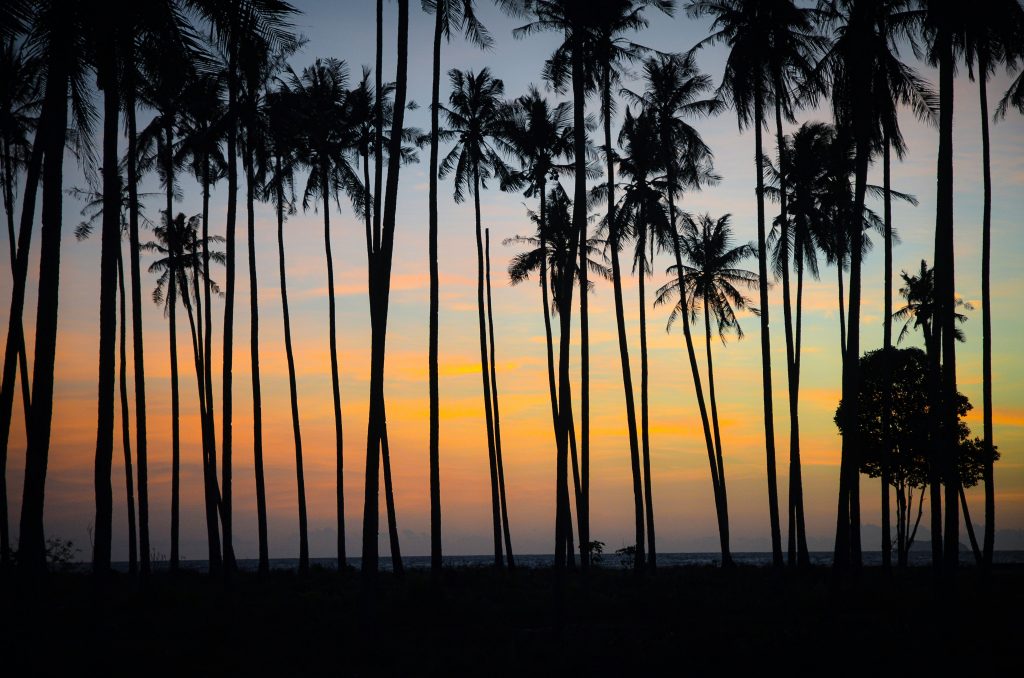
left=2, top=1, right=1023, bottom=561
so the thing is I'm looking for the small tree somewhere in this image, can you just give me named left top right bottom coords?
left=835, top=347, right=998, bottom=566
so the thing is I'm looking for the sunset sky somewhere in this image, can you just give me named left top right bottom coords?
left=3, top=0, right=1023, bottom=561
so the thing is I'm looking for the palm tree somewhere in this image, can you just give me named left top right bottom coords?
left=362, top=0, right=412, bottom=580
left=16, top=0, right=95, bottom=574
left=688, top=0, right=819, bottom=566
left=610, top=106, right=665, bottom=570
left=439, top=67, right=514, bottom=569
left=513, top=0, right=592, bottom=580
left=422, top=0, right=493, bottom=578
left=658, top=213, right=758, bottom=557
left=500, top=87, right=582, bottom=562
left=284, top=57, right=362, bottom=570
left=960, top=0, right=1024, bottom=571
left=0, top=38, right=39, bottom=566
left=623, top=52, right=729, bottom=565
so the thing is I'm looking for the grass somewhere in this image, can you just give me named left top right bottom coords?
left=2, top=564, right=1020, bottom=674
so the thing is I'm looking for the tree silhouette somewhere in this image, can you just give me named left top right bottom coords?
left=440, top=67, right=514, bottom=568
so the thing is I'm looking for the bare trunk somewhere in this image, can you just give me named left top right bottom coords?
left=486, top=229, right=514, bottom=568
left=978, top=58, right=995, bottom=571
left=324, top=168, right=346, bottom=568
left=882, top=136, right=893, bottom=571
left=427, top=1, right=443, bottom=576
left=117, top=247, right=138, bottom=574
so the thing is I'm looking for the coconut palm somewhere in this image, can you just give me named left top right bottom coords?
left=0, top=38, right=39, bottom=565
left=15, top=0, right=95, bottom=574
left=657, top=213, right=758, bottom=553
left=687, top=0, right=819, bottom=566
left=500, top=87, right=583, bottom=564
left=284, top=57, right=362, bottom=569
left=960, top=0, right=1024, bottom=570
left=439, top=67, right=515, bottom=568
left=422, top=0, right=493, bottom=577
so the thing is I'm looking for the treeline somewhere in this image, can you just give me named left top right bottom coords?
left=0, top=0, right=1021, bottom=584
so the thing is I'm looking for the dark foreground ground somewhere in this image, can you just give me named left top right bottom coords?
left=2, top=564, right=1021, bottom=674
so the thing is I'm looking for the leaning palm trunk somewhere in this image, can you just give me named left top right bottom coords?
left=117, top=247, right=138, bottom=574
left=752, top=92, right=783, bottom=566
left=362, top=0, right=410, bottom=580
left=486, top=229, right=514, bottom=568
left=881, top=136, right=893, bottom=571
left=473, top=167, right=503, bottom=569
left=978, top=54, right=995, bottom=570
left=0, top=113, right=41, bottom=568
left=0, top=139, right=31, bottom=444
left=668, top=207, right=730, bottom=565
left=703, top=297, right=729, bottom=556
left=427, top=0, right=443, bottom=576
left=19, top=51, right=70, bottom=573
left=168, top=277, right=181, bottom=571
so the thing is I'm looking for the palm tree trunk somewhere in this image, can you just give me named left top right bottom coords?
left=882, top=135, right=893, bottom=571
left=638, top=216, right=655, bottom=570
left=578, top=70, right=592, bottom=579
left=473, top=168, right=503, bottom=569
left=126, top=91, right=151, bottom=576
left=93, top=48, right=120, bottom=575
left=19, top=52, right=69, bottom=574
left=486, top=229, right=514, bottom=568
left=753, top=92, right=783, bottom=566
left=363, top=0, right=409, bottom=581
left=704, top=296, right=729, bottom=552
left=978, top=57, right=995, bottom=571
left=602, top=72, right=643, bottom=572
left=837, top=262, right=846, bottom=360
left=169, top=279, right=181, bottom=572
left=381, top=417, right=403, bottom=574
left=117, top=246, right=138, bottom=574
left=775, top=97, right=799, bottom=571
left=959, top=486, right=982, bottom=565
left=323, top=166, right=346, bottom=569
left=669, top=216, right=729, bottom=565
left=936, top=28, right=959, bottom=572
left=427, top=0, right=443, bottom=577
left=373, top=0, right=384, bottom=254
left=1, top=139, right=31, bottom=436
left=793, top=245, right=809, bottom=566
left=220, top=37, right=239, bottom=576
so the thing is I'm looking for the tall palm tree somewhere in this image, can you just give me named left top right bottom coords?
left=658, top=213, right=758, bottom=553
left=688, top=0, right=818, bottom=566
left=195, top=0, right=298, bottom=574
left=610, top=106, right=665, bottom=570
left=362, top=0, right=412, bottom=580
left=422, top=0, right=493, bottom=578
left=623, top=52, right=729, bottom=565
left=284, top=57, right=362, bottom=570
left=439, top=67, right=514, bottom=568
left=0, top=38, right=39, bottom=566
left=960, top=0, right=1024, bottom=571
left=513, top=0, right=592, bottom=580
left=500, top=87, right=582, bottom=562
left=17, top=0, right=95, bottom=574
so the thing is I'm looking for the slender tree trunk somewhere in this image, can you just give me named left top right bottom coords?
left=753, top=92, right=783, bottom=566
left=793, top=246, right=809, bottom=566
left=220, top=38, right=240, bottom=576
left=837, top=262, right=847, bottom=361
left=427, top=0, right=443, bottom=577
left=775, top=97, right=799, bottom=570
left=362, top=0, right=409, bottom=582
left=373, top=0, right=384, bottom=254
left=704, top=296, right=729, bottom=554
left=926, top=327, right=943, bottom=568
left=473, top=168, right=503, bottom=569
left=93, top=47, right=120, bottom=575
left=323, top=166, right=346, bottom=569
left=882, top=135, right=893, bottom=571
left=1, top=140, right=31, bottom=442
left=578, top=60, right=592, bottom=580
left=169, top=278, right=181, bottom=572
left=19, top=54, right=69, bottom=574
left=939, top=38, right=960, bottom=574
left=959, top=486, right=982, bottom=565
left=486, top=229, right=514, bottom=568
left=638, top=215, right=655, bottom=571
left=978, top=58, right=995, bottom=571
left=380, top=417, right=403, bottom=574
left=669, top=219, right=729, bottom=565
left=117, top=247, right=138, bottom=574
left=603, top=78, right=644, bottom=571
left=126, top=92, right=151, bottom=576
